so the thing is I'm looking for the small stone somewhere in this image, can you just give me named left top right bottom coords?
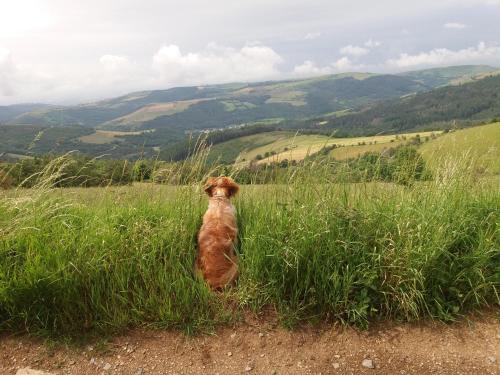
left=332, top=363, right=340, bottom=369
left=260, top=354, right=265, bottom=358
left=258, top=333, right=264, bottom=338
left=334, top=354, right=340, bottom=359
left=271, top=370, right=277, bottom=375
left=362, top=359, right=375, bottom=369
left=230, top=333, right=236, bottom=339
left=135, top=368, right=143, bottom=375
left=245, top=364, right=254, bottom=372
left=90, top=358, right=96, bottom=365
left=103, top=363, right=111, bottom=371
left=16, top=369, right=54, bottom=375
left=227, top=351, right=233, bottom=357
left=487, top=356, right=496, bottom=364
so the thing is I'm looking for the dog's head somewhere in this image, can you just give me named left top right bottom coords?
left=204, top=176, right=239, bottom=199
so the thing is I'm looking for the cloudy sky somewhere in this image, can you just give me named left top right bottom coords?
left=1, top=0, right=499, bottom=105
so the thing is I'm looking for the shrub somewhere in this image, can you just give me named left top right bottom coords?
left=0, top=169, right=13, bottom=189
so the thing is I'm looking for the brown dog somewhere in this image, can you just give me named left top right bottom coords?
left=196, top=176, right=239, bottom=289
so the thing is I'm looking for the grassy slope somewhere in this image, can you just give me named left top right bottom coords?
left=207, top=131, right=292, bottom=163
left=419, top=122, right=500, bottom=174
left=210, top=130, right=441, bottom=164
left=0, top=156, right=498, bottom=337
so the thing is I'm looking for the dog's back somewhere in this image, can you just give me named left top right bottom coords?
left=196, top=177, right=239, bottom=289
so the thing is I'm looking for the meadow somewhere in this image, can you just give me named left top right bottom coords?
left=0, top=145, right=498, bottom=338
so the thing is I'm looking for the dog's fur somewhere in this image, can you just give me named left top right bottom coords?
left=196, top=176, right=239, bottom=289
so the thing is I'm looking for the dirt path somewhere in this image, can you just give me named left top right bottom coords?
left=1, top=312, right=498, bottom=375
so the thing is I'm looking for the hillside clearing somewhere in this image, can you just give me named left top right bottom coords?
left=79, top=130, right=152, bottom=144
left=101, top=99, right=210, bottom=128
left=329, top=140, right=407, bottom=160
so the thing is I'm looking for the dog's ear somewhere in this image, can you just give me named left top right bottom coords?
left=204, top=177, right=216, bottom=196
left=224, top=177, right=239, bottom=197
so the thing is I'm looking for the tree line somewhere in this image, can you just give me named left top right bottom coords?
left=1, top=144, right=431, bottom=190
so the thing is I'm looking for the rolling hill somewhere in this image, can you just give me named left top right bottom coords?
left=0, top=65, right=498, bottom=160
left=6, top=65, right=496, bottom=131
left=7, top=73, right=429, bottom=130
left=397, top=65, right=497, bottom=87
left=205, top=122, right=500, bottom=168
left=313, top=74, right=500, bottom=136
left=0, top=104, right=53, bottom=123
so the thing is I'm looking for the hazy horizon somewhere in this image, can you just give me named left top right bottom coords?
left=1, top=0, right=500, bottom=105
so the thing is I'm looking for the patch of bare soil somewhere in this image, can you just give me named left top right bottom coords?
left=1, top=312, right=498, bottom=375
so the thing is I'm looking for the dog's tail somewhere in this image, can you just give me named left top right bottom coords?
left=221, top=262, right=239, bottom=287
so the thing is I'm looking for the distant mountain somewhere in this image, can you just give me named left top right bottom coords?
left=1, top=65, right=498, bottom=159
left=0, top=104, right=53, bottom=123
left=314, top=74, right=500, bottom=135
left=398, top=65, right=497, bottom=87
left=8, top=73, right=429, bottom=130
left=6, top=65, right=496, bottom=132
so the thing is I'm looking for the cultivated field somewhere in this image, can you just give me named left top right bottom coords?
left=208, top=123, right=500, bottom=168
left=220, top=130, right=442, bottom=163
left=101, top=99, right=209, bottom=128
left=0, top=150, right=498, bottom=339
left=78, top=129, right=149, bottom=144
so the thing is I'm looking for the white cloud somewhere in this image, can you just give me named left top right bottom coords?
left=304, top=32, right=321, bottom=40
left=0, top=1, right=52, bottom=37
left=99, top=55, right=131, bottom=71
left=1, top=1, right=500, bottom=104
left=152, top=43, right=283, bottom=86
left=364, top=39, right=382, bottom=48
left=386, top=41, right=500, bottom=68
left=0, top=47, right=56, bottom=101
left=333, top=56, right=356, bottom=70
left=293, top=56, right=365, bottom=78
left=0, top=48, right=16, bottom=96
left=293, top=60, right=332, bottom=76
left=339, top=45, right=370, bottom=57
left=0, top=43, right=285, bottom=104
left=444, top=22, right=467, bottom=29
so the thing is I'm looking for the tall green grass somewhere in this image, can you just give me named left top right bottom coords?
left=0, top=152, right=498, bottom=337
